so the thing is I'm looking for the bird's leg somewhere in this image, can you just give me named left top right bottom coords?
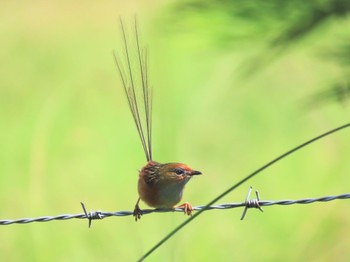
left=133, top=197, right=142, bottom=221
left=176, top=202, right=193, bottom=216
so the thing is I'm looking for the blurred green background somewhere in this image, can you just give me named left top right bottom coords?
left=1, top=1, right=350, bottom=261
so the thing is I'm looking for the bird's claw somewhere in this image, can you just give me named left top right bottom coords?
left=133, top=204, right=142, bottom=221
left=177, top=202, right=193, bottom=216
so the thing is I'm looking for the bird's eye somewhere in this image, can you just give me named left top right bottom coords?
left=174, top=168, right=184, bottom=175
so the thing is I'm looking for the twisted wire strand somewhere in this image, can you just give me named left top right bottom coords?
left=1, top=192, right=349, bottom=226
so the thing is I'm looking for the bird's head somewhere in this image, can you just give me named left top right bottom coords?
left=140, top=161, right=202, bottom=186
left=157, top=163, right=202, bottom=184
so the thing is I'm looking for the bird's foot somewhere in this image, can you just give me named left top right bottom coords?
left=133, top=204, right=142, bottom=221
left=177, top=202, right=193, bottom=216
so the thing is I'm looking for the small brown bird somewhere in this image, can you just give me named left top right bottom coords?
left=113, top=18, right=202, bottom=221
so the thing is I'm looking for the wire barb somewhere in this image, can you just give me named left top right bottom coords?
left=241, top=186, right=264, bottom=220
left=80, top=202, right=103, bottom=228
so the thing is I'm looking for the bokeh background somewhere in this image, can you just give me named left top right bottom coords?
left=1, top=1, right=350, bottom=261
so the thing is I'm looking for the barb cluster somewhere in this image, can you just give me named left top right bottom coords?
left=1, top=188, right=349, bottom=227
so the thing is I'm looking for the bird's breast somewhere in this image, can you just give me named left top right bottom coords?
left=138, top=176, right=190, bottom=208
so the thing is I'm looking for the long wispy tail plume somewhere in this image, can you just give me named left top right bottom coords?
left=113, top=17, right=153, bottom=161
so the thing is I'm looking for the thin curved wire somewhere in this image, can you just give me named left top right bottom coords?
left=138, top=122, right=350, bottom=261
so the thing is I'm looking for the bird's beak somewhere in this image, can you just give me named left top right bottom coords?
left=190, top=170, right=202, bottom=176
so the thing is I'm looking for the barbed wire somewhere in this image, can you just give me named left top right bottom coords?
left=1, top=187, right=349, bottom=227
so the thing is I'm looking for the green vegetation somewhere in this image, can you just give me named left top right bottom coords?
left=1, top=1, right=350, bottom=261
